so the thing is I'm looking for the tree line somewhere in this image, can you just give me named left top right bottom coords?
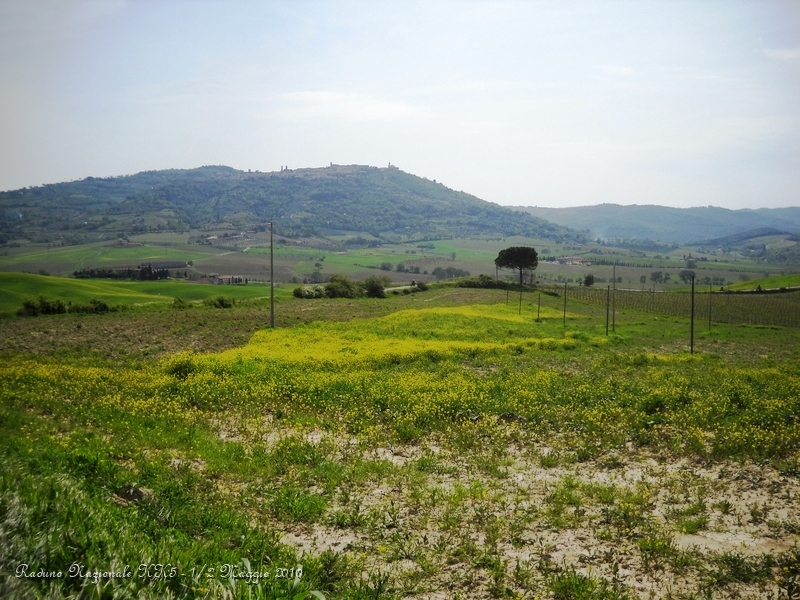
left=73, top=265, right=175, bottom=280
left=17, top=296, right=124, bottom=317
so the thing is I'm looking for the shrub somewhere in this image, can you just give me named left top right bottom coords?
left=362, top=276, right=387, bottom=298
left=39, top=296, right=67, bottom=314
left=205, top=296, right=234, bottom=308
left=162, top=351, right=199, bottom=380
left=432, top=266, right=470, bottom=280
left=455, top=274, right=508, bottom=289
left=17, top=300, right=40, bottom=317
left=325, top=274, right=362, bottom=299
left=68, top=298, right=110, bottom=314
left=91, top=299, right=110, bottom=313
left=172, top=297, right=190, bottom=309
left=294, top=286, right=325, bottom=299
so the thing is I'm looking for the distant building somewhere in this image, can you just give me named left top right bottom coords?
left=212, top=274, right=244, bottom=285
left=556, top=256, right=591, bottom=265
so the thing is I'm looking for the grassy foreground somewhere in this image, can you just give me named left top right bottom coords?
left=1, top=290, right=799, bottom=599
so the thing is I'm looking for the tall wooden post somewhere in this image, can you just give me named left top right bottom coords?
left=605, top=285, right=610, bottom=335
left=563, top=281, right=567, bottom=326
left=270, top=221, right=275, bottom=328
left=708, top=284, right=712, bottom=331
left=690, top=274, right=695, bottom=354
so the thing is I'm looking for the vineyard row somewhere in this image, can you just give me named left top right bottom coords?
left=547, top=285, right=800, bottom=327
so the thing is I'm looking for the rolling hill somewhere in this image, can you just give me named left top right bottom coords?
left=0, top=165, right=585, bottom=245
left=515, top=204, right=800, bottom=244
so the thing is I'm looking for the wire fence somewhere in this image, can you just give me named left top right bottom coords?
left=541, top=284, right=800, bottom=328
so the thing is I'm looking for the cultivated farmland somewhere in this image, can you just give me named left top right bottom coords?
left=1, top=285, right=798, bottom=599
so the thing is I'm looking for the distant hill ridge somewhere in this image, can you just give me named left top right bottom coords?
left=515, top=203, right=800, bottom=244
left=694, top=227, right=792, bottom=247
left=0, top=165, right=585, bottom=245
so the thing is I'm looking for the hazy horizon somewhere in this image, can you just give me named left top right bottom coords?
left=1, top=1, right=798, bottom=210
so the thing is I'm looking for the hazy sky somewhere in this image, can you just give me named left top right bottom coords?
left=1, top=1, right=798, bottom=209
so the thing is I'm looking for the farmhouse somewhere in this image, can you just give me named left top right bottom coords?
left=211, top=274, right=244, bottom=285
left=556, top=256, right=591, bottom=265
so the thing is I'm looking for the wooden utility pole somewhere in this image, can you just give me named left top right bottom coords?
left=270, top=221, right=275, bottom=328
left=690, top=274, right=695, bottom=354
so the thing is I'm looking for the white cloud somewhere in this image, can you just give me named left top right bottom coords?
left=600, top=65, right=635, bottom=77
left=762, top=48, right=800, bottom=61
left=270, top=91, right=422, bottom=122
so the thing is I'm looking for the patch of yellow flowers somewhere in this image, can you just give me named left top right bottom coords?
left=1, top=304, right=798, bottom=460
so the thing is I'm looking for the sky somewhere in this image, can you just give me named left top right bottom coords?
left=0, top=1, right=798, bottom=209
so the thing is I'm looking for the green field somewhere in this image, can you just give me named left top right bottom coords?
left=1, top=283, right=799, bottom=599
left=2, top=232, right=790, bottom=296
left=726, top=273, right=800, bottom=291
left=0, top=242, right=215, bottom=275
left=127, top=232, right=195, bottom=244
left=0, top=272, right=284, bottom=314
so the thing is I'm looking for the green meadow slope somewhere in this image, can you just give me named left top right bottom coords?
left=0, top=272, right=277, bottom=314
left=726, top=273, right=800, bottom=291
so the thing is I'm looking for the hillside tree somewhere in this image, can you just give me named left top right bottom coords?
left=362, top=276, right=388, bottom=298
left=495, top=246, right=538, bottom=287
left=325, top=274, right=361, bottom=298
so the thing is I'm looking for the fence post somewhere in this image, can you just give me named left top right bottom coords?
left=605, top=285, right=610, bottom=335
left=563, top=281, right=567, bottom=327
left=537, top=293, right=541, bottom=322
left=612, top=264, right=616, bottom=332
